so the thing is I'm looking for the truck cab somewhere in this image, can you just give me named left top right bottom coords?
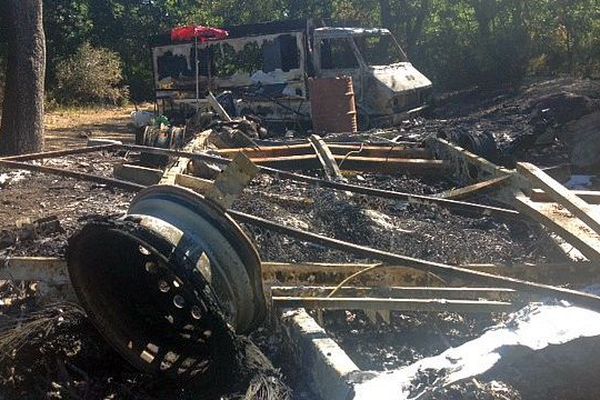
left=313, top=27, right=432, bottom=127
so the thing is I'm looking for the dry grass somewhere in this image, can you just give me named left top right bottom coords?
left=45, top=105, right=133, bottom=132
left=0, top=301, right=85, bottom=363
left=43, top=103, right=153, bottom=150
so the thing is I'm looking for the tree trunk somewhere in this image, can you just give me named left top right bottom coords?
left=471, top=0, right=495, bottom=39
left=405, top=0, right=431, bottom=57
left=379, top=0, right=393, bottom=29
left=0, top=0, right=45, bottom=156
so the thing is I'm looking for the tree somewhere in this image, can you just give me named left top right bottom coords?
left=35, top=0, right=600, bottom=100
left=378, top=0, right=432, bottom=56
left=43, top=0, right=93, bottom=83
left=0, top=0, right=46, bottom=155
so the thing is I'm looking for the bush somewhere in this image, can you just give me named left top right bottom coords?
left=53, top=43, right=129, bottom=105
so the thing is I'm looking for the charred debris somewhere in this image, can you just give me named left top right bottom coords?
left=2, top=72, right=600, bottom=400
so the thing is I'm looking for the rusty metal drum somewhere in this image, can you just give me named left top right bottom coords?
left=309, top=76, right=358, bottom=134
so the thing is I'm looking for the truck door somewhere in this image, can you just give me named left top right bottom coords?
left=314, top=37, right=362, bottom=98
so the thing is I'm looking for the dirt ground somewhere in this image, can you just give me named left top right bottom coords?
left=0, top=154, right=133, bottom=253
left=1, top=78, right=600, bottom=399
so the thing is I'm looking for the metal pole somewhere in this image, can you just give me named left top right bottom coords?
left=0, top=159, right=145, bottom=191
left=229, top=209, right=600, bottom=311
left=195, top=36, right=199, bottom=106
left=207, top=44, right=212, bottom=93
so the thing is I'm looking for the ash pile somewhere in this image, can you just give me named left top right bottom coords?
left=2, top=78, right=600, bottom=400
left=416, top=77, right=600, bottom=170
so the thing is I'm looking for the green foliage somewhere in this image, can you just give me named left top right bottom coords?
left=53, top=43, right=129, bottom=105
left=41, top=0, right=600, bottom=99
left=367, top=0, right=600, bottom=89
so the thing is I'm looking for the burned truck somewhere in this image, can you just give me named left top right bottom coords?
left=151, top=20, right=432, bottom=130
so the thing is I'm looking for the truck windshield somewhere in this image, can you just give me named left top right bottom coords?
left=354, top=34, right=406, bottom=66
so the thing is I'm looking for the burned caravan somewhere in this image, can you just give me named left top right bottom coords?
left=151, top=20, right=432, bottom=129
